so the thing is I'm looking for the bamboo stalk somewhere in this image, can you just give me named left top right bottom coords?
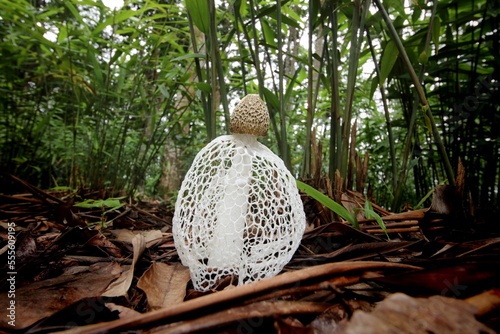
left=302, top=0, right=315, bottom=178
left=208, top=0, right=218, bottom=140
left=187, top=13, right=210, bottom=141
left=210, top=1, right=230, bottom=133
left=366, top=29, right=397, bottom=194
left=328, top=0, right=341, bottom=185
left=276, top=0, right=289, bottom=171
left=339, top=0, right=363, bottom=183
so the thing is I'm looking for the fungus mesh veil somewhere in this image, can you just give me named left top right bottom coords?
left=173, top=135, right=306, bottom=291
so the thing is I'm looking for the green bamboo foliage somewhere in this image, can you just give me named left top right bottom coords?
left=1, top=0, right=498, bottom=209
left=372, top=0, right=455, bottom=210
left=0, top=0, right=195, bottom=194
left=320, top=0, right=371, bottom=192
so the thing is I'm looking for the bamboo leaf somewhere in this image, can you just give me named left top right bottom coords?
left=88, top=47, right=103, bottom=88
left=185, top=0, right=210, bottom=34
left=432, top=16, right=441, bottom=54
left=411, top=5, right=422, bottom=24
left=257, top=5, right=301, bottom=29
left=418, top=50, right=428, bottom=65
left=379, top=39, right=399, bottom=85
left=369, top=76, right=378, bottom=100
left=109, top=49, right=123, bottom=65
left=261, top=21, right=276, bottom=48
left=172, top=53, right=206, bottom=61
left=385, top=0, right=408, bottom=19
left=196, top=82, right=212, bottom=93
left=284, top=67, right=301, bottom=104
left=296, top=180, right=358, bottom=229
left=262, top=88, right=279, bottom=111
left=414, top=187, right=436, bottom=209
left=458, top=63, right=493, bottom=75
left=234, top=0, right=248, bottom=17
left=364, top=200, right=389, bottom=238
left=38, top=7, right=64, bottom=20
left=93, top=9, right=142, bottom=36
left=283, top=5, right=302, bottom=24
left=57, top=25, right=68, bottom=43
left=64, top=0, right=85, bottom=26
left=280, top=13, right=302, bottom=30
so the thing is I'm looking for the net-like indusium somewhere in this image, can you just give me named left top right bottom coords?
left=173, top=134, right=306, bottom=291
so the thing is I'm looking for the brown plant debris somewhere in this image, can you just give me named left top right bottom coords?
left=1, top=175, right=499, bottom=333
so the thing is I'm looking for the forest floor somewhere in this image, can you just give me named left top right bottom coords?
left=1, top=175, right=499, bottom=333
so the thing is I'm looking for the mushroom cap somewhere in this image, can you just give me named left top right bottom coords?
left=229, top=94, right=270, bottom=136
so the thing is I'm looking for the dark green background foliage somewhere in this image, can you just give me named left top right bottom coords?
left=1, top=0, right=498, bottom=211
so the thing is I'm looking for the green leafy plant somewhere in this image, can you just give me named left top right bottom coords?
left=363, top=199, right=388, bottom=239
left=296, top=180, right=358, bottom=229
left=74, top=196, right=126, bottom=228
left=297, top=180, right=389, bottom=238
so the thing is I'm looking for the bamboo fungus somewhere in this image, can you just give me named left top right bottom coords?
left=173, top=95, right=306, bottom=291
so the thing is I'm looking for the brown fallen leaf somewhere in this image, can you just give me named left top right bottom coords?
left=0, top=262, right=121, bottom=330
left=137, top=262, right=190, bottom=310
left=102, top=234, right=145, bottom=297
left=105, top=302, right=142, bottom=319
left=24, top=297, right=120, bottom=333
left=330, top=292, right=495, bottom=334
left=86, top=232, right=123, bottom=258
left=13, top=231, right=37, bottom=263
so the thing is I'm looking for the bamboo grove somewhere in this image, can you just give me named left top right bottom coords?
left=1, top=0, right=498, bottom=211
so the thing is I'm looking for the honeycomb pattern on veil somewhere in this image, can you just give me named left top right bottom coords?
left=173, top=135, right=306, bottom=291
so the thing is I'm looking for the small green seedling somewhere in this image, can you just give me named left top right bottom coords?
left=363, top=199, right=389, bottom=239
left=74, top=196, right=126, bottom=228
